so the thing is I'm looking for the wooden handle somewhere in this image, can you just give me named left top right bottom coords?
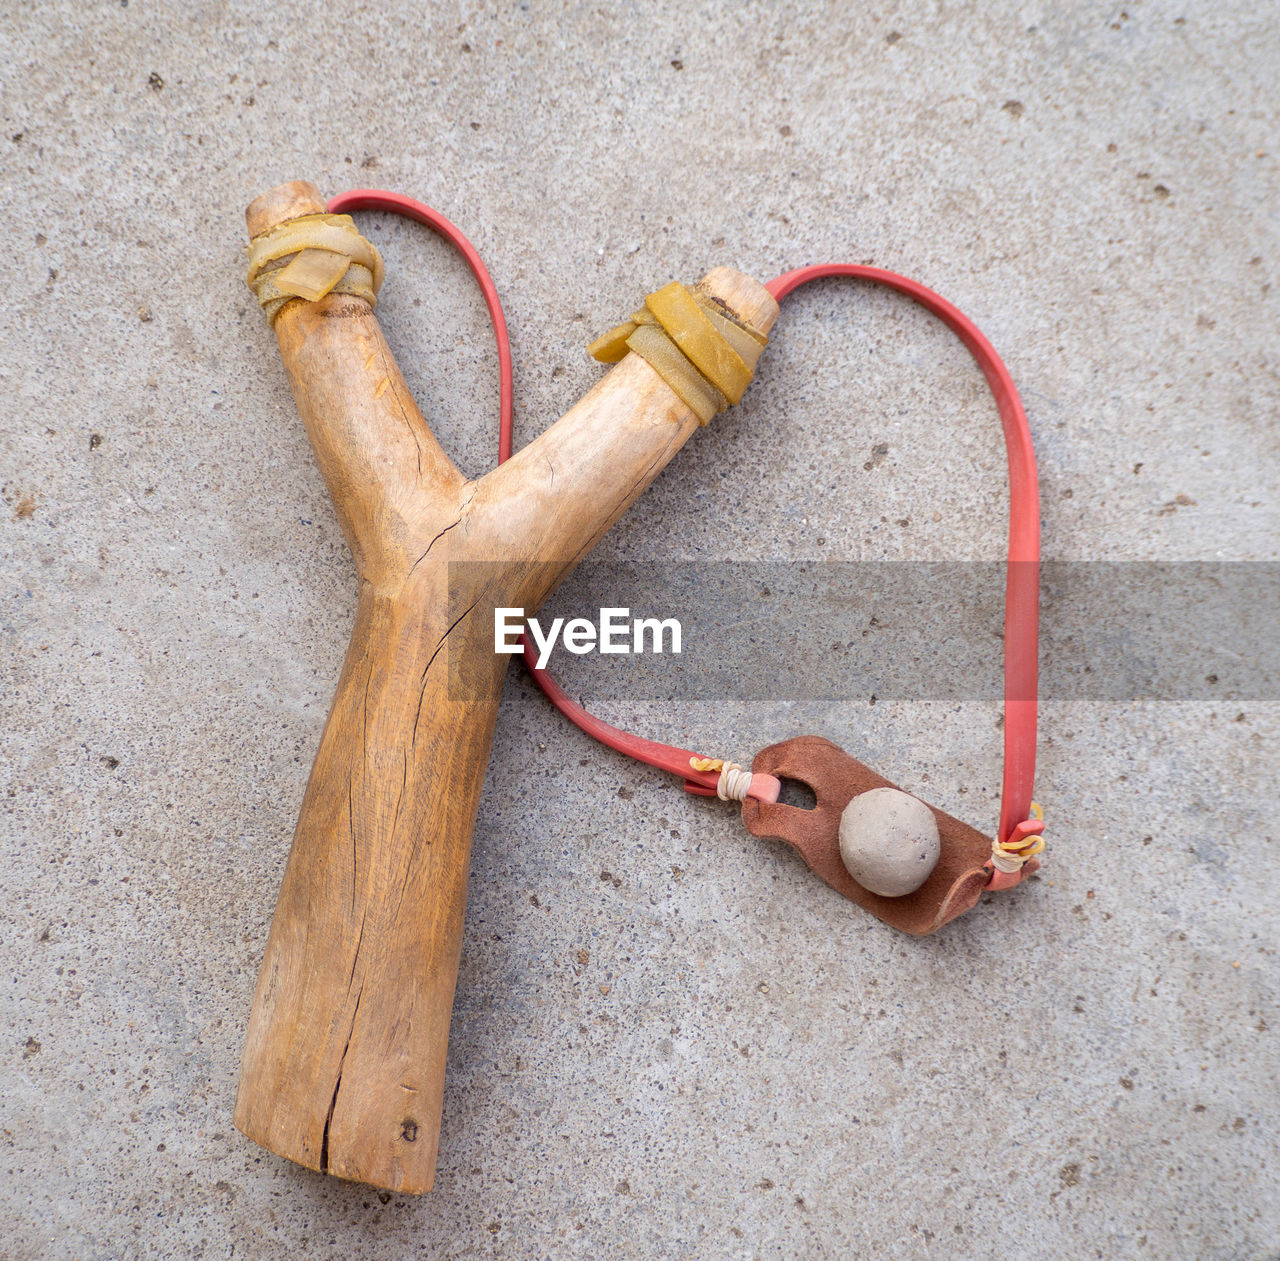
left=232, top=182, right=779, bottom=1193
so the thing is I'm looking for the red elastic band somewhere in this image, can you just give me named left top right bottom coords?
left=326, top=194, right=1039, bottom=836
left=767, top=267, right=1040, bottom=844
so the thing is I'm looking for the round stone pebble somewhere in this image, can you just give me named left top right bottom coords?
left=837, top=786, right=941, bottom=897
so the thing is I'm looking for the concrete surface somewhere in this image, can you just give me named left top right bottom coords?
left=2, top=2, right=1277, bottom=1257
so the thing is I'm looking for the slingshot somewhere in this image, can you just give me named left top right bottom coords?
left=233, top=180, right=1044, bottom=1194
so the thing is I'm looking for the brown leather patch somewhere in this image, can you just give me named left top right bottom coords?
left=741, top=735, right=993, bottom=935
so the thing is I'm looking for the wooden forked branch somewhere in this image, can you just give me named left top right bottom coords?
left=233, top=181, right=779, bottom=1193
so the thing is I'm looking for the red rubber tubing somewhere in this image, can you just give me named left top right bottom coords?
left=767, top=267, right=1040, bottom=843
left=326, top=195, right=1039, bottom=834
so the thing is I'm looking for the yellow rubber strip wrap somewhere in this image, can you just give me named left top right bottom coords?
left=625, top=324, right=725, bottom=424
left=645, top=282, right=752, bottom=404
left=245, top=213, right=384, bottom=323
left=695, top=299, right=767, bottom=364
left=273, top=248, right=352, bottom=303
left=587, top=278, right=769, bottom=423
left=586, top=322, right=638, bottom=363
left=251, top=261, right=378, bottom=325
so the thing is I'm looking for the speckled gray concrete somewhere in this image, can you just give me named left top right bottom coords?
left=2, top=2, right=1277, bottom=1258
